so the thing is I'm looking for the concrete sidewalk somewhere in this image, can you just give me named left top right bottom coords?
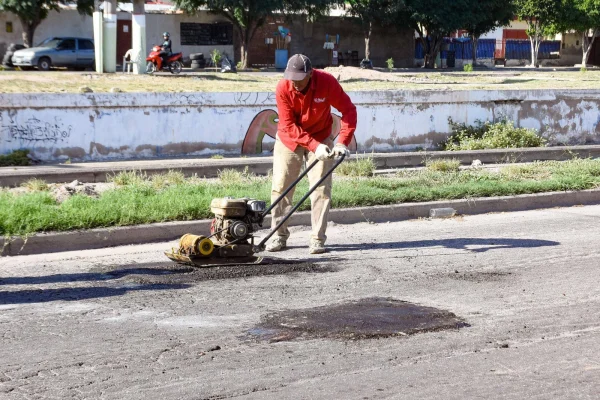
left=2, top=145, right=599, bottom=186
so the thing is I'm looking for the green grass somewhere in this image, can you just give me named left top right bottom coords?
left=426, top=158, right=461, bottom=173
left=21, top=178, right=49, bottom=192
left=335, top=155, right=376, bottom=177
left=2, top=159, right=600, bottom=237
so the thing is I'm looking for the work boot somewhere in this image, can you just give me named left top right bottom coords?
left=309, top=238, right=326, bottom=255
left=266, top=237, right=287, bottom=252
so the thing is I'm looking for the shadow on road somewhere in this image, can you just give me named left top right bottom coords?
left=0, top=262, right=186, bottom=286
left=0, top=283, right=190, bottom=305
left=328, top=238, right=560, bottom=253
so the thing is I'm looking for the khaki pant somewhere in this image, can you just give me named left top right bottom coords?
left=271, top=136, right=334, bottom=242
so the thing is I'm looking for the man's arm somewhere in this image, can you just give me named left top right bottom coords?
left=329, top=79, right=357, bottom=147
left=276, top=85, right=320, bottom=152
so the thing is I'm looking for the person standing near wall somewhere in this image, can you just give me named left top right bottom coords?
left=267, top=54, right=357, bottom=254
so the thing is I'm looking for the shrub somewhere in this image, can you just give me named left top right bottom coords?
left=463, top=64, right=473, bottom=72
left=210, top=154, right=224, bottom=159
left=386, top=58, right=394, bottom=69
left=443, top=118, right=546, bottom=150
left=581, top=67, right=588, bottom=73
left=0, top=149, right=31, bottom=167
left=210, top=49, right=222, bottom=67
left=21, top=178, right=49, bottom=192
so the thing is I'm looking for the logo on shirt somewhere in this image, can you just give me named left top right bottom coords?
left=314, top=97, right=327, bottom=103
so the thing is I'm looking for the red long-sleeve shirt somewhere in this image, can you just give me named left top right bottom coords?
left=275, top=69, right=357, bottom=153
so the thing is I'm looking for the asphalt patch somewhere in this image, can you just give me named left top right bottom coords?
left=246, top=297, right=468, bottom=342
left=93, top=260, right=338, bottom=284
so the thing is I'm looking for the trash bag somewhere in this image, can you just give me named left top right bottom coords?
left=220, top=56, right=237, bottom=73
left=359, top=59, right=373, bottom=69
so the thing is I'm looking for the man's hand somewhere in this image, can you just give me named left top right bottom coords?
left=332, top=144, right=350, bottom=158
left=314, top=143, right=332, bottom=161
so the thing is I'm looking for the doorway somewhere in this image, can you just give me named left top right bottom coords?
left=117, top=20, right=132, bottom=64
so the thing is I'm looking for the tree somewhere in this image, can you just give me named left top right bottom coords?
left=0, top=0, right=94, bottom=48
left=514, top=0, right=561, bottom=67
left=463, top=0, right=514, bottom=65
left=554, top=0, right=600, bottom=67
left=344, top=0, right=391, bottom=65
left=393, top=0, right=471, bottom=69
left=175, top=0, right=332, bottom=69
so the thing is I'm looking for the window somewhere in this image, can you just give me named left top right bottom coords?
left=180, top=23, right=233, bottom=46
left=59, top=39, right=76, bottom=50
left=6, top=22, right=12, bottom=33
left=79, top=39, right=94, bottom=50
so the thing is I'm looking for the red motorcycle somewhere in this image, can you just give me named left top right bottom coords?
left=146, top=45, right=183, bottom=74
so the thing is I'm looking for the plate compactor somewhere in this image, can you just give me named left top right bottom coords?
left=165, top=153, right=346, bottom=267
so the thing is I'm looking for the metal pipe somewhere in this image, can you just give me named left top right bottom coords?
left=256, top=153, right=346, bottom=251
left=260, top=158, right=319, bottom=218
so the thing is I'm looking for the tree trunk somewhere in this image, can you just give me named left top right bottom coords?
left=471, top=36, right=479, bottom=66
left=18, top=12, right=41, bottom=48
left=20, top=20, right=39, bottom=48
left=581, top=29, right=598, bottom=68
left=234, top=25, right=248, bottom=69
left=240, top=39, right=248, bottom=69
left=364, top=22, right=372, bottom=61
left=530, top=36, right=538, bottom=68
left=425, top=34, right=443, bottom=69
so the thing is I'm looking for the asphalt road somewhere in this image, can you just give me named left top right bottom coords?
left=1, top=206, right=599, bottom=399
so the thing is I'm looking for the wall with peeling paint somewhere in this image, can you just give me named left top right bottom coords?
left=1, top=89, right=599, bottom=161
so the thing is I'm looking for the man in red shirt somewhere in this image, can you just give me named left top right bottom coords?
left=267, top=54, right=357, bottom=254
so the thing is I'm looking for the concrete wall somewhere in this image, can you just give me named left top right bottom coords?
left=2, top=89, right=600, bottom=161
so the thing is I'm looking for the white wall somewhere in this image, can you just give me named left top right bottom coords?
left=0, top=10, right=234, bottom=63
left=0, top=10, right=93, bottom=55
left=2, top=89, right=600, bottom=161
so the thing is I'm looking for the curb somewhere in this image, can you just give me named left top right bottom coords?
left=3, top=188, right=600, bottom=257
left=2, top=145, right=599, bottom=187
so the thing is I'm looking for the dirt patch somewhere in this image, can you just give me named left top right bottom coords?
left=245, top=297, right=468, bottom=342
left=92, top=260, right=338, bottom=284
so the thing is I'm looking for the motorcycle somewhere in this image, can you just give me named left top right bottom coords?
left=146, top=45, right=183, bottom=74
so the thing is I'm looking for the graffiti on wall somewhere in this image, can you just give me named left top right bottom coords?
left=241, top=109, right=358, bottom=155
left=0, top=115, right=72, bottom=144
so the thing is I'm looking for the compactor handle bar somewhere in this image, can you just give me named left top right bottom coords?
left=255, top=152, right=346, bottom=252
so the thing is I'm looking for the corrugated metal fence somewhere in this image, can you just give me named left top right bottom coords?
left=415, top=38, right=561, bottom=60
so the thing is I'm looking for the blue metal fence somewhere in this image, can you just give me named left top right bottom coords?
left=504, top=40, right=561, bottom=60
left=415, top=38, right=561, bottom=60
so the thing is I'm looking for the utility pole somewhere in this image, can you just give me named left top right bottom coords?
left=102, top=0, right=117, bottom=72
left=132, top=0, right=147, bottom=74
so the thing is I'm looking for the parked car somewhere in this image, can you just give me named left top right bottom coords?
left=11, top=37, right=95, bottom=71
